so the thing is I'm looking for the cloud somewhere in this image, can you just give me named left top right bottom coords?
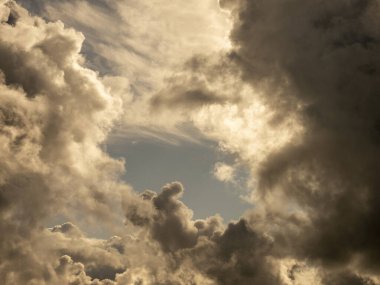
left=0, top=1, right=129, bottom=283
left=17, top=0, right=231, bottom=102
left=125, top=182, right=224, bottom=252
left=1, top=0, right=380, bottom=284
left=123, top=182, right=286, bottom=284
left=216, top=0, right=380, bottom=281
left=51, top=222, right=84, bottom=238
left=15, top=0, right=235, bottom=142
left=124, top=0, right=380, bottom=282
left=213, top=162, right=235, bottom=182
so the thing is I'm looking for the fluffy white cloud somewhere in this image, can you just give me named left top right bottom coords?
left=213, top=162, right=235, bottom=182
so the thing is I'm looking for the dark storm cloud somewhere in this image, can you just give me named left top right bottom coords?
left=217, top=0, right=380, bottom=281
left=190, top=219, right=282, bottom=285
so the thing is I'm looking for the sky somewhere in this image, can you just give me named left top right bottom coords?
left=106, top=136, right=250, bottom=221
left=1, top=0, right=380, bottom=284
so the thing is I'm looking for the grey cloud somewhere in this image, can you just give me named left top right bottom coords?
left=220, top=0, right=380, bottom=280
left=151, top=88, right=226, bottom=109
left=321, top=271, right=377, bottom=285
left=126, top=182, right=223, bottom=253
left=149, top=54, right=243, bottom=112
left=3, top=2, right=18, bottom=26
left=53, top=237, right=126, bottom=281
left=55, top=254, right=116, bottom=285
left=199, top=219, right=280, bottom=285
left=150, top=182, right=210, bottom=252
left=125, top=183, right=284, bottom=284
left=51, top=222, right=84, bottom=238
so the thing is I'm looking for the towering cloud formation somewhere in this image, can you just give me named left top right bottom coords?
left=0, top=1, right=129, bottom=283
left=216, top=0, right=380, bottom=283
left=1, top=0, right=380, bottom=284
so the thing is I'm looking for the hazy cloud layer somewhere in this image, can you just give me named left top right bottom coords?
left=1, top=0, right=380, bottom=284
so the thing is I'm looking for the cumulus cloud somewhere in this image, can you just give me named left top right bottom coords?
left=125, top=182, right=224, bottom=252
left=0, top=1, right=129, bottom=283
left=123, top=182, right=285, bottom=284
left=0, top=3, right=247, bottom=284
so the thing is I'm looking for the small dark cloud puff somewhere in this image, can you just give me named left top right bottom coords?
left=51, top=222, right=84, bottom=238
